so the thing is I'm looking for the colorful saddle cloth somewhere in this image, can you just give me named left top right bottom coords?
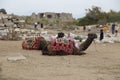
left=22, top=37, right=44, bottom=50
left=50, top=38, right=74, bottom=55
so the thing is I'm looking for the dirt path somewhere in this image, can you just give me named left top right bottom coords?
left=0, top=41, right=120, bottom=80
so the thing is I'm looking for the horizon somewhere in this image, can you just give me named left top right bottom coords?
left=0, top=0, right=120, bottom=18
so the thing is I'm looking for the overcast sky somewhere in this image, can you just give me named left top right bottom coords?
left=0, top=0, right=120, bottom=18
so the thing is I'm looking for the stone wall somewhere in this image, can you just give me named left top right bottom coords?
left=31, top=12, right=74, bottom=22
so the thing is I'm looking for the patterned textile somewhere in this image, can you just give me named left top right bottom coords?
left=50, top=38, right=74, bottom=55
left=22, top=37, right=43, bottom=50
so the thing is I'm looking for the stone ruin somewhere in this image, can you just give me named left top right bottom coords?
left=0, top=12, right=26, bottom=40
left=31, top=12, right=75, bottom=29
left=31, top=12, right=74, bottom=22
left=0, top=12, right=76, bottom=40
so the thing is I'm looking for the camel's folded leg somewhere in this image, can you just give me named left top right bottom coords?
left=73, top=47, right=82, bottom=55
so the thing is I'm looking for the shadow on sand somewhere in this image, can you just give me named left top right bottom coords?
left=42, top=52, right=87, bottom=56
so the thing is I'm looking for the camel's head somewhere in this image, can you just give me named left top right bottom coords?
left=88, top=33, right=97, bottom=39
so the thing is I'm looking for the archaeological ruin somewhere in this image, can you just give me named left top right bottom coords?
left=31, top=12, right=74, bottom=22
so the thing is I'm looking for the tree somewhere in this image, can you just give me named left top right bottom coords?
left=0, top=8, right=7, bottom=14
left=107, top=10, right=120, bottom=22
left=85, top=6, right=107, bottom=24
left=77, top=6, right=108, bottom=26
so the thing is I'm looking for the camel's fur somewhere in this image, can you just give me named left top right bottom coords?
left=42, top=33, right=97, bottom=55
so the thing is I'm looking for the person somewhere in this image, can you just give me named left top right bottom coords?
left=34, top=22, right=37, bottom=29
left=103, top=24, right=109, bottom=31
left=88, top=25, right=91, bottom=32
left=36, top=22, right=41, bottom=29
left=4, top=24, right=7, bottom=27
left=115, top=25, right=119, bottom=37
left=41, top=23, right=44, bottom=28
left=111, top=23, right=116, bottom=34
left=99, top=29, right=104, bottom=41
left=103, top=24, right=109, bottom=35
left=83, top=25, right=86, bottom=31
left=99, top=24, right=103, bottom=28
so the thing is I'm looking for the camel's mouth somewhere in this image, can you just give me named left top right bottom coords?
left=88, top=33, right=97, bottom=39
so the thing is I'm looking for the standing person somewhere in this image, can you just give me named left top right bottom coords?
left=111, top=23, right=116, bottom=34
left=83, top=25, right=86, bottom=31
left=103, top=24, right=109, bottom=35
left=103, top=24, right=109, bottom=31
left=37, top=22, right=40, bottom=29
left=34, top=22, right=37, bottom=29
left=99, top=24, right=103, bottom=28
left=99, top=29, right=104, bottom=41
left=88, top=25, right=91, bottom=32
left=41, top=23, right=44, bottom=28
left=115, top=25, right=119, bottom=37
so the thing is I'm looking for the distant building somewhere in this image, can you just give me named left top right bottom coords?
left=31, top=12, right=74, bottom=22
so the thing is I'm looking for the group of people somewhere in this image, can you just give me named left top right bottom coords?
left=99, top=23, right=119, bottom=41
left=82, top=23, right=119, bottom=41
left=34, top=22, right=44, bottom=29
left=83, top=25, right=91, bottom=32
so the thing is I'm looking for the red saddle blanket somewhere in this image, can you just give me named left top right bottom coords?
left=50, top=38, right=74, bottom=55
left=22, top=37, right=43, bottom=50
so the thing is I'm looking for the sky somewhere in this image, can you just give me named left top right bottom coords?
left=0, top=0, right=120, bottom=18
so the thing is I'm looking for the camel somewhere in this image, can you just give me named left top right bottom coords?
left=22, top=36, right=47, bottom=50
left=41, top=33, right=97, bottom=55
left=79, top=33, right=97, bottom=52
left=22, top=33, right=97, bottom=55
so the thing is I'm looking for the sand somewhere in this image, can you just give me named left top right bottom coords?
left=0, top=40, right=120, bottom=80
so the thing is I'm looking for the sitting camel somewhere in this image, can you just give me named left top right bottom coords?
left=22, top=33, right=97, bottom=55
left=22, top=36, right=47, bottom=50
left=42, top=33, right=97, bottom=55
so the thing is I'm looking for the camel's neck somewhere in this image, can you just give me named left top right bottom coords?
left=79, top=37, right=94, bottom=51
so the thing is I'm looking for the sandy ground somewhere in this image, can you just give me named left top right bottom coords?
left=0, top=27, right=120, bottom=80
left=0, top=40, right=120, bottom=80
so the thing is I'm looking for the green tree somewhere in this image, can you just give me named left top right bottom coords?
left=77, top=6, right=108, bottom=26
left=0, top=8, right=7, bottom=14
left=85, top=6, right=107, bottom=24
left=107, top=10, right=120, bottom=22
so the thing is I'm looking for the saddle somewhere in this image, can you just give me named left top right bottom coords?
left=22, top=37, right=44, bottom=50
left=50, top=38, right=74, bottom=55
